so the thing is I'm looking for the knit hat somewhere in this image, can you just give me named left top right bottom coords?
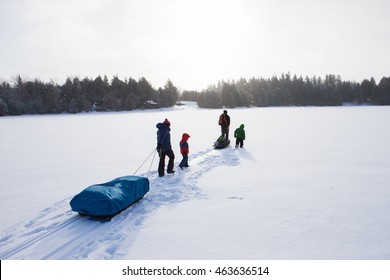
left=163, top=118, right=170, bottom=126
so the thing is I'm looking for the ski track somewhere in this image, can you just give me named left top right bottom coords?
left=0, top=147, right=240, bottom=259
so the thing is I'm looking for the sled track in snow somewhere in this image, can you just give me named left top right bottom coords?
left=0, top=147, right=241, bottom=259
left=0, top=214, right=82, bottom=259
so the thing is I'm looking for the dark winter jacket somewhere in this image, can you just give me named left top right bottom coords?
left=179, top=133, right=190, bottom=155
left=156, top=122, right=172, bottom=151
left=218, top=112, right=230, bottom=127
left=234, top=124, right=245, bottom=140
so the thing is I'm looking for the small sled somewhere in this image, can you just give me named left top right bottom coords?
left=214, top=136, right=230, bottom=149
left=70, top=175, right=149, bottom=220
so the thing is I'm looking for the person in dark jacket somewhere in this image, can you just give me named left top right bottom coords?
left=218, top=110, right=230, bottom=140
left=156, top=119, right=175, bottom=177
left=179, top=133, right=190, bottom=169
left=234, top=124, right=245, bottom=148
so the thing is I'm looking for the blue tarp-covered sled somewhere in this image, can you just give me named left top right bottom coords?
left=70, top=175, right=149, bottom=219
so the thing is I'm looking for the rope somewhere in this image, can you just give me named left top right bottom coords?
left=147, top=149, right=157, bottom=178
left=133, top=148, right=157, bottom=176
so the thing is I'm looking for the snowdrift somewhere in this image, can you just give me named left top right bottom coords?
left=70, top=175, right=149, bottom=218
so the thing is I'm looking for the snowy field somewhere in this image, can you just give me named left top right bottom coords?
left=1, top=103, right=390, bottom=260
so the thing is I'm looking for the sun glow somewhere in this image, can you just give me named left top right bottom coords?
left=158, top=0, right=264, bottom=90
left=113, top=0, right=266, bottom=90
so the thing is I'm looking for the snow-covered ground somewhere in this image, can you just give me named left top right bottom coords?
left=1, top=103, right=390, bottom=260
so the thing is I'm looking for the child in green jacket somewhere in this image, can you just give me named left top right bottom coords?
left=234, top=124, right=245, bottom=148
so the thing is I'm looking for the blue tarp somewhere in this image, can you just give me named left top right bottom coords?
left=70, top=175, right=149, bottom=218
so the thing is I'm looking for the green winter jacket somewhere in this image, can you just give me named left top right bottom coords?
left=234, top=124, right=245, bottom=139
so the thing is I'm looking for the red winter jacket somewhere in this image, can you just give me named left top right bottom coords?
left=179, top=133, right=190, bottom=155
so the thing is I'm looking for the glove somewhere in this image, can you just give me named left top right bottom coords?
left=156, top=143, right=162, bottom=154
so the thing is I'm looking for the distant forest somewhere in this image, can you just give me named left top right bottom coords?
left=1, top=73, right=390, bottom=116
left=0, top=76, right=179, bottom=116
left=186, top=74, right=390, bottom=108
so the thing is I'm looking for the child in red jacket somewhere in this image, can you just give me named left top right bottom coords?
left=179, top=133, right=190, bottom=169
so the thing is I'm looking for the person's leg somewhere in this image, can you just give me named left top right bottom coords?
left=158, top=151, right=166, bottom=177
left=166, top=149, right=175, bottom=173
left=221, top=126, right=226, bottom=138
left=179, top=155, right=185, bottom=169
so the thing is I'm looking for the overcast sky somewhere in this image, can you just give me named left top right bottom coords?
left=0, top=0, right=389, bottom=91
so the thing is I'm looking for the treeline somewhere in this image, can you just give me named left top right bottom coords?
left=181, top=74, right=390, bottom=108
left=2, top=73, right=390, bottom=116
left=0, top=75, right=179, bottom=116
